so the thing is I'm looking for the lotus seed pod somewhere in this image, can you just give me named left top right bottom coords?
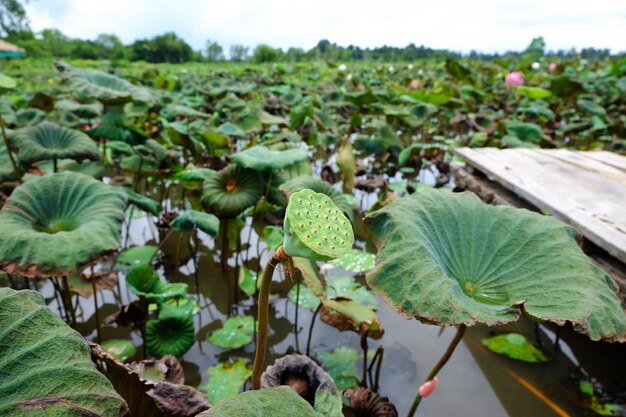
left=283, top=189, right=354, bottom=261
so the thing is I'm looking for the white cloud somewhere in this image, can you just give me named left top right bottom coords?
left=24, top=0, right=626, bottom=53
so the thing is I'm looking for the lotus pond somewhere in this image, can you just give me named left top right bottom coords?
left=0, top=57, right=625, bottom=417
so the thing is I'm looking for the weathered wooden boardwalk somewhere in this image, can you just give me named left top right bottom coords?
left=453, top=148, right=626, bottom=297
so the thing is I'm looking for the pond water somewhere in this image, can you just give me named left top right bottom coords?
left=5, top=167, right=625, bottom=417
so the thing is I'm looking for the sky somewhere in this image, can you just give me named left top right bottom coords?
left=24, top=0, right=626, bottom=55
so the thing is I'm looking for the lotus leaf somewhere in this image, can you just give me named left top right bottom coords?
left=0, top=288, right=128, bottom=416
left=316, top=347, right=361, bottom=391
left=67, top=271, right=117, bottom=297
left=481, top=333, right=548, bottom=363
left=102, top=339, right=137, bottom=362
left=321, top=298, right=384, bottom=339
left=283, top=189, right=354, bottom=261
left=330, top=249, right=376, bottom=273
left=175, top=168, right=218, bottom=190
left=365, top=189, right=626, bottom=342
left=263, top=225, right=285, bottom=251
left=0, top=172, right=126, bottom=277
left=0, top=139, right=18, bottom=181
left=0, top=73, right=16, bottom=93
left=208, top=315, right=255, bottom=349
left=516, top=86, right=552, bottom=99
left=126, top=264, right=188, bottom=302
left=196, top=386, right=323, bottom=417
left=117, top=245, right=158, bottom=267
left=201, top=164, right=263, bottom=218
left=201, top=360, right=252, bottom=404
left=12, top=121, right=100, bottom=165
left=15, top=108, right=45, bottom=127
left=145, top=303, right=196, bottom=358
left=170, top=210, right=220, bottom=236
left=279, top=175, right=354, bottom=221
left=118, top=187, right=163, bottom=216
left=230, top=145, right=309, bottom=170
left=238, top=266, right=257, bottom=297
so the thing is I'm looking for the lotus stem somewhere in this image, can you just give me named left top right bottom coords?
left=407, top=324, right=466, bottom=417
left=61, top=275, right=77, bottom=326
left=53, top=156, right=58, bottom=173
left=294, top=278, right=301, bottom=352
left=360, top=323, right=369, bottom=387
left=252, top=245, right=289, bottom=390
left=0, top=114, right=21, bottom=183
left=149, top=228, right=174, bottom=264
left=90, top=264, right=101, bottom=344
left=6, top=273, right=15, bottom=289
left=306, top=303, right=322, bottom=357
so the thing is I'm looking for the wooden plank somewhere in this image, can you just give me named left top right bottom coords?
left=577, top=151, right=626, bottom=173
left=454, top=148, right=626, bottom=263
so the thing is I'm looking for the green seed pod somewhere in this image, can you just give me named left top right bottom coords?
left=283, top=189, right=353, bottom=261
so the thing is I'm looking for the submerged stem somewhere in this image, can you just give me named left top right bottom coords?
left=407, top=324, right=466, bottom=417
left=252, top=245, right=289, bottom=390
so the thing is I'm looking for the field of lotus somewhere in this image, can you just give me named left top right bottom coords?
left=0, top=56, right=625, bottom=417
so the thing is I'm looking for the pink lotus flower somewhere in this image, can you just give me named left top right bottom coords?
left=504, top=71, right=524, bottom=87
left=409, top=79, right=420, bottom=90
left=418, top=376, right=439, bottom=398
left=548, top=63, right=557, bottom=72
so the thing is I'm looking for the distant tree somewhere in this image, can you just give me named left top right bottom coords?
left=0, top=0, right=28, bottom=36
left=285, top=47, right=304, bottom=62
left=252, top=44, right=283, bottom=63
left=229, top=44, right=249, bottom=62
left=523, top=36, right=546, bottom=61
left=205, top=39, right=223, bottom=61
left=131, top=32, right=193, bottom=63
left=40, top=29, right=73, bottom=57
left=94, top=33, right=127, bottom=60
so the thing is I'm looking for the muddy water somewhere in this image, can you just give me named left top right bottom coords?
left=7, top=174, right=625, bottom=417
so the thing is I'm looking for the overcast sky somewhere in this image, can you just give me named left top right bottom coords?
left=25, top=0, right=626, bottom=55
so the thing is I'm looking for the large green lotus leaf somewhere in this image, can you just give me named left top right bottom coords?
left=283, top=189, right=354, bottom=262
left=126, top=264, right=188, bottom=302
left=0, top=288, right=128, bottom=416
left=200, top=360, right=252, bottom=404
left=145, top=303, right=196, bottom=358
left=170, top=210, right=220, bottom=236
left=481, top=333, right=548, bottom=363
left=0, top=172, right=126, bottom=277
left=119, top=155, right=161, bottom=175
left=330, top=249, right=376, bottom=273
left=208, top=316, right=255, bottom=349
left=63, top=65, right=155, bottom=104
left=230, top=145, right=309, bottom=171
left=504, top=121, right=544, bottom=144
left=12, top=121, right=100, bottom=165
left=365, top=189, right=626, bottom=342
left=279, top=175, right=354, bottom=221
left=201, top=164, right=263, bottom=218
left=15, top=108, right=45, bottom=127
left=117, top=245, right=158, bottom=267
left=118, top=187, right=163, bottom=216
left=196, top=386, right=323, bottom=417
left=55, top=99, right=103, bottom=119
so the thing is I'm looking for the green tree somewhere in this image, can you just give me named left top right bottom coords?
left=95, top=33, right=127, bottom=60
left=206, top=39, right=223, bottom=61
left=252, top=44, right=283, bottom=63
left=0, top=0, right=28, bottom=36
left=229, top=44, right=248, bottom=62
left=131, top=32, right=193, bottom=63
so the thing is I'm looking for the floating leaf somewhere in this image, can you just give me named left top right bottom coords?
left=330, top=249, right=376, bottom=273
left=0, top=172, right=126, bottom=278
left=196, top=386, right=323, bottom=417
left=317, top=347, right=361, bottom=391
left=365, top=189, right=626, bottom=342
left=481, top=333, right=548, bottom=362
left=117, top=245, right=158, bottom=267
left=238, top=266, right=257, bottom=297
left=208, top=316, right=255, bottom=349
left=326, top=276, right=377, bottom=308
left=102, top=339, right=137, bottom=362
left=288, top=284, right=322, bottom=310
left=201, top=360, right=252, bottom=404
left=231, top=145, right=309, bottom=170
left=0, top=288, right=128, bottom=416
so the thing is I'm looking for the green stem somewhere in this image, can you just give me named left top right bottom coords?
left=149, top=228, right=174, bottom=264
left=0, top=114, right=21, bottom=182
left=407, top=324, right=466, bottom=417
left=90, top=264, right=102, bottom=344
left=62, top=275, right=76, bottom=326
left=53, top=156, right=58, bottom=173
left=252, top=246, right=288, bottom=390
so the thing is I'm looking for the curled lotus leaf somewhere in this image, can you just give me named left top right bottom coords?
left=196, top=386, right=323, bottom=417
left=12, top=121, right=100, bottom=165
left=126, top=264, right=188, bottom=303
left=145, top=303, right=196, bottom=358
left=279, top=175, right=354, bottom=221
left=201, top=164, right=263, bottom=218
left=0, top=288, right=128, bottom=416
left=230, top=144, right=309, bottom=170
left=320, top=297, right=384, bottom=339
left=118, top=187, right=163, bottom=216
left=283, top=189, right=354, bottom=262
left=175, top=168, right=218, bottom=190
left=0, top=172, right=126, bottom=278
left=170, top=210, right=220, bottom=236
left=365, top=189, right=626, bottom=342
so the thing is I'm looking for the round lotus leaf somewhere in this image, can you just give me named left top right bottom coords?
left=201, top=360, right=252, bottom=404
left=0, top=172, right=126, bottom=278
left=283, top=189, right=354, bottom=262
left=63, top=65, right=155, bottom=104
left=481, top=333, right=549, bottom=363
left=230, top=145, right=309, bottom=171
left=279, top=176, right=354, bottom=222
left=170, top=210, right=219, bottom=236
left=316, top=347, right=361, bottom=391
left=196, top=386, right=323, bottom=417
left=102, top=339, right=137, bottom=362
left=365, top=189, right=626, bottom=342
left=15, top=108, right=45, bottom=127
left=208, top=315, right=255, bottom=349
left=0, top=288, right=128, bottom=416
left=126, top=264, right=188, bottom=302
left=145, top=303, right=195, bottom=358
left=0, top=73, right=16, bottom=94
left=11, top=121, right=100, bottom=165
left=201, top=164, right=263, bottom=218
left=117, top=245, right=158, bottom=267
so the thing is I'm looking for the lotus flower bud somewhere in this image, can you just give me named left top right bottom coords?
left=548, top=63, right=557, bottom=72
left=531, top=62, right=540, bottom=70
left=338, top=64, right=347, bottom=72
left=418, top=376, right=438, bottom=398
left=504, top=71, right=524, bottom=87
